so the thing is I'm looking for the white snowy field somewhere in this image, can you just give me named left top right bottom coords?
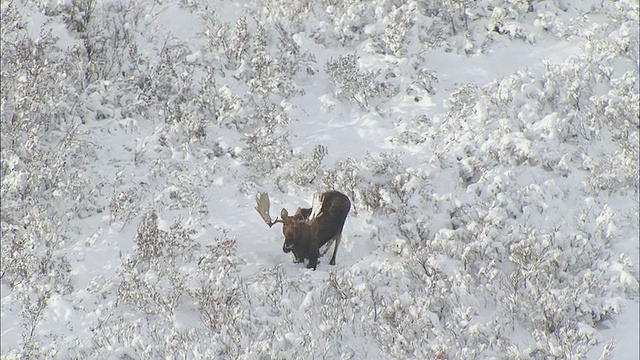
left=1, top=0, right=638, bottom=358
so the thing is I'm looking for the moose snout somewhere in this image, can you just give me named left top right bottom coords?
left=283, top=241, right=294, bottom=253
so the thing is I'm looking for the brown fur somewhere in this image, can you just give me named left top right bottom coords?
left=281, top=191, right=350, bottom=270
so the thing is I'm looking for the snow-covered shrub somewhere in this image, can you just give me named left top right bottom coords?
left=117, top=212, right=198, bottom=314
left=320, top=0, right=376, bottom=45
left=252, top=0, right=312, bottom=29
left=414, top=0, right=539, bottom=52
left=1, top=8, right=77, bottom=140
left=419, top=0, right=474, bottom=36
left=370, top=3, right=416, bottom=56
left=202, top=15, right=234, bottom=68
left=321, top=153, right=400, bottom=214
left=0, top=8, right=84, bottom=357
left=243, top=110, right=331, bottom=190
left=242, top=103, right=294, bottom=177
left=212, top=83, right=244, bottom=129
left=109, top=188, right=143, bottom=225
left=354, top=152, right=404, bottom=212
left=243, top=22, right=298, bottom=98
left=321, top=157, right=362, bottom=208
left=0, top=208, right=73, bottom=293
left=322, top=153, right=434, bottom=218
left=0, top=207, right=73, bottom=359
left=287, top=144, right=328, bottom=186
left=386, top=198, right=631, bottom=358
left=325, top=53, right=394, bottom=109
left=486, top=0, right=535, bottom=43
left=37, top=0, right=96, bottom=33
left=410, top=65, right=439, bottom=97
left=156, top=171, right=209, bottom=215
left=275, top=24, right=319, bottom=78
left=210, top=16, right=306, bottom=99
left=378, top=61, right=636, bottom=355
left=95, top=213, right=243, bottom=358
left=154, top=42, right=203, bottom=134
left=390, top=114, right=434, bottom=145
left=188, top=232, right=242, bottom=357
left=62, top=0, right=140, bottom=89
left=1, top=0, right=637, bottom=358
left=493, top=222, right=633, bottom=357
left=586, top=72, right=639, bottom=193
left=227, top=16, right=249, bottom=68
left=200, top=15, right=314, bottom=132
left=584, top=152, right=638, bottom=194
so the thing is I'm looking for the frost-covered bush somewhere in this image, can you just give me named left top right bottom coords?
left=390, top=114, right=434, bottom=145
left=409, top=65, right=439, bottom=97
left=412, top=0, right=540, bottom=52
left=242, top=103, right=294, bottom=176
left=321, top=154, right=402, bottom=214
left=252, top=0, right=312, bottom=29
left=1, top=207, right=73, bottom=359
left=1, top=5, right=78, bottom=145
left=437, top=37, right=637, bottom=192
left=241, top=22, right=298, bottom=98
left=325, top=53, right=394, bottom=109
left=321, top=157, right=362, bottom=206
left=204, top=16, right=308, bottom=100
left=117, top=212, right=197, bottom=315
left=149, top=40, right=209, bottom=139
left=320, top=0, right=376, bottom=45
left=109, top=188, right=143, bottom=225
left=37, top=0, right=96, bottom=32
left=332, top=48, right=638, bottom=355
left=1, top=7, right=88, bottom=356
left=321, top=153, right=435, bottom=220
left=55, top=0, right=142, bottom=88
left=586, top=72, right=639, bottom=193
left=240, top=103, right=332, bottom=189
left=369, top=3, right=416, bottom=56
left=89, top=213, right=242, bottom=358
left=287, top=144, right=328, bottom=186
left=421, top=0, right=474, bottom=36
left=381, top=190, right=635, bottom=358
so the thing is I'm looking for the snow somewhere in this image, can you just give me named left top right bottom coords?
left=1, top=0, right=638, bottom=359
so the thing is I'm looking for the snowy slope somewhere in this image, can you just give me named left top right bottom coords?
left=1, top=0, right=638, bottom=359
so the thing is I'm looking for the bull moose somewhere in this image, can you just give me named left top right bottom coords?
left=255, top=191, right=351, bottom=270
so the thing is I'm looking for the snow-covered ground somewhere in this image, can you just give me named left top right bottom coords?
left=1, top=0, right=638, bottom=358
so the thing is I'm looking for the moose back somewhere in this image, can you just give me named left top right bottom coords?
left=255, top=191, right=351, bottom=270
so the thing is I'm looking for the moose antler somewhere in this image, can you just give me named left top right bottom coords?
left=309, top=192, right=324, bottom=220
left=255, top=192, right=283, bottom=227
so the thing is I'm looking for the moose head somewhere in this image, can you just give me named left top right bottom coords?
left=255, top=191, right=351, bottom=270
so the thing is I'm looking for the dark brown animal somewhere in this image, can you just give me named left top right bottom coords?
left=255, top=191, right=351, bottom=270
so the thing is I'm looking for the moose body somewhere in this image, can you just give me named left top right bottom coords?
left=255, top=191, right=351, bottom=270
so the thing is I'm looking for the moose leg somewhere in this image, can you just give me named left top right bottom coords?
left=292, top=248, right=304, bottom=263
left=307, top=247, right=320, bottom=270
left=329, top=233, right=342, bottom=265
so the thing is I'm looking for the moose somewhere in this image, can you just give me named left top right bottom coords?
left=255, top=191, right=351, bottom=270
